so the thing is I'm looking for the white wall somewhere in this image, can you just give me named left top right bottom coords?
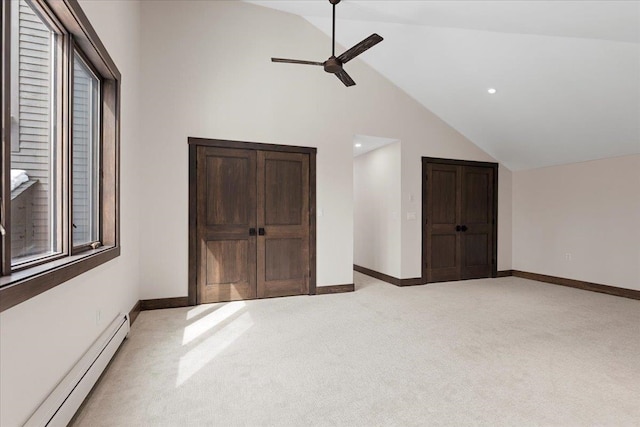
left=0, top=2, right=142, bottom=426
left=354, top=142, right=402, bottom=277
left=137, top=0, right=511, bottom=296
left=513, top=155, right=640, bottom=290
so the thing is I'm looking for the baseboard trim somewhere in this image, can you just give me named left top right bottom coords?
left=497, top=270, right=513, bottom=277
left=400, top=277, right=424, bottom=286
left=316, top=284, right=355, bottom=294
left=354, top=264, right=423, bottom=287
left=512, top=270, right=640, bottom=300
left=140, top=297, right=190, bottom=311
left=354, top=264, right=398, bottom=285
left=128, top=300, right=141, bottom=326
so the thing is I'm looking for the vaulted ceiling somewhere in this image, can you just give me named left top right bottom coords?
left=246, top=1, right=640, bottom=170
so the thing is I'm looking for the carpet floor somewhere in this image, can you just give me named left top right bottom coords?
left=71, top=273, right=640, bottom=426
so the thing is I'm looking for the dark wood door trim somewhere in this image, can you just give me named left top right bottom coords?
left=309, top=151, right=317, bottom=295
left=422, top=157, right=498, bottom=284
left=188, top=137, right=317, bottom=155
left=421, top=157, right=498, bottom=169
left=188, top=144, right=198, bottom=305
left=188, top=138, right=317, bottom=305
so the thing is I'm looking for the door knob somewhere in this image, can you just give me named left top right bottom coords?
left=249, top=228, right=256, bottom=236
left=461, top=225, right=468, bottom=232
left=455, top=225, right=462, bottom=232
left=258, top=227, right=265, bottom=236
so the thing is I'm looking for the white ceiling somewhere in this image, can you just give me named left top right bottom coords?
left=246, top=1, right=640, bottom=170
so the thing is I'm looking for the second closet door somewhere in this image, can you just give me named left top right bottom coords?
left=424, top=161, right=496, bottom=283
left=257, top=151, right=310, bottom=298
left=459, top=165, right=494, bottom=280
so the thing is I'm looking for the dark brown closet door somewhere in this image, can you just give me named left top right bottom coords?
left=425, top=163, right=461, bottom=282
left=196, top=147, right=257, bottom=303
left=257, top=151, right=310, bottom=298
left=423, top=158, right=497, bottom=283
left=460, top=166, right=494, bottom=280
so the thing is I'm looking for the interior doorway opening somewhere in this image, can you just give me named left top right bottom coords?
left=352, top=135, right=402, bottom=283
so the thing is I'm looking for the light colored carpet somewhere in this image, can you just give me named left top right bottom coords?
left=72, top=273, right=640, bottom=426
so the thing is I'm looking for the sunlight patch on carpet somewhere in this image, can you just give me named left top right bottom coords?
left=182, top=301, right=246, bottom=345
left=177, top=311, right=253, bottom=386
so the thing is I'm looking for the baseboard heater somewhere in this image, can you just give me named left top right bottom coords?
left=24, top=313, right=130, bottom=427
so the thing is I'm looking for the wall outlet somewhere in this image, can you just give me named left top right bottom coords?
left=565, top=253, right=572, bottom=262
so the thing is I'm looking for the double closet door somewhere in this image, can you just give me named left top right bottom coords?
left=423, top=158, right=498, bottom=283
left=194, top=144, right=312, bottom=304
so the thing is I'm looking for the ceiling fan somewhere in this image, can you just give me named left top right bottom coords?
left=271, top=0, right=383, bottom=87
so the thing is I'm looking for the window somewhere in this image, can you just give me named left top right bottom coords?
left=72, top=51, right=100, bottom=249
left=0, top=0, right=121, bottom=312
left=10, top=0, right=60, bottom=266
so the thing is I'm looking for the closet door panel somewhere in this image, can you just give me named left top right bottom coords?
left=264, top=158, right=304, bottom=225
left=460, top=166, right=494, bottom=280
left=426, top=163, right=461, bottom=282
left=196, top=147, right=257, bottom=303
left=257, top=151, right=310, bottom=298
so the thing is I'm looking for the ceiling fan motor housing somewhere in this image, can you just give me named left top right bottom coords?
left=324, top=56, right=342, bottom=74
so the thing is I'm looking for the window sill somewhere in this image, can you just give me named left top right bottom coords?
left=0, top=245, right=120, bottom=312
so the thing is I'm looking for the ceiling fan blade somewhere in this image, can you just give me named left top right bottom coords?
left=271, top=58, right=324, bottom=66
left=337, top=34, right=383, bottom=64
left=335, top=68, right=356, bottom=87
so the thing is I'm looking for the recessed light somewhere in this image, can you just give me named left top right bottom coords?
left=487, top=88, right=497, bottom=94
left=355, top=143, right=362, bottom=148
